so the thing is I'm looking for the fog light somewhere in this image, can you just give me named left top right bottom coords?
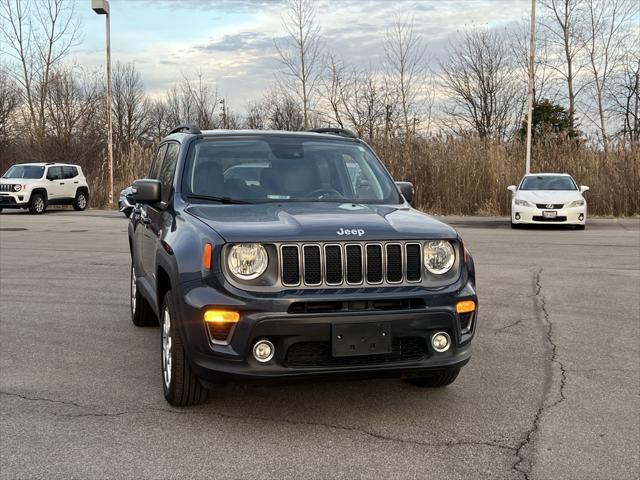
left=431, top=332, right=450, bottom=352
left=579, top=214, right=584, bottom=221
left=515, top=213, right=521, bottom=220
left=253, top=340, right=274, bottom=363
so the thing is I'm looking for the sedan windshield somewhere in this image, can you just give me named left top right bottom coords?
left=2, top=165, right=45, bottom=179
left=520, top=175, right=577, bottom=191
left=182, top=136, right=401, bottom=204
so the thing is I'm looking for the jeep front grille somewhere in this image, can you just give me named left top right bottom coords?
left=279, top=242, right=423, bottom=287
left=0, top=184, right=14, bottom=192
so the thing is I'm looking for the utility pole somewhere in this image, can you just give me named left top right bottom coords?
left=525, top=0, right=536, bottom=175
left=92, top=0, right=114, bottom=204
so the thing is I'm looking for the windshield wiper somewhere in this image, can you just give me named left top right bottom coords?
left=186, top=194, right=253, bottom=204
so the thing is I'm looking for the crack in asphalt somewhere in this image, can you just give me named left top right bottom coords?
left=1, top=390, right=515, bottom=454
left=512, top=268, right=568, bottom=480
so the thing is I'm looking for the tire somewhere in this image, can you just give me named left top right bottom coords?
left=0, top=208, right=3, bottom=213
left=405, top=367, right=461, bottom=388
left=130, top=263, right=158, bottom=327
left=161, top=290, right=208, bottom=406
left=73, top=189, right=88, bottom=211
left=28, top=193, right=46, bottom=214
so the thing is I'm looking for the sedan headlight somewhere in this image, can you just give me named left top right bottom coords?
left=514, top=198, right=533, bottom=207
left=227, top=243, right=268, bottom=280
left=568, top=199, right=585, bottom=207
left=13, top=184, right=22, bottom=192
left=423, top=240, right=455, bottom=275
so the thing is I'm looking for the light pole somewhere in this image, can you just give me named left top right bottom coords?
left=92, top=0, right=114, bottom=205
left=525, top=0, right=536, bottom=174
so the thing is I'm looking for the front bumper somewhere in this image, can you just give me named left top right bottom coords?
left=0, top=192, right=30, bottom=208
left=174, top=278, right=477, bottom=383
left=512, top=205, right=586, bottom=225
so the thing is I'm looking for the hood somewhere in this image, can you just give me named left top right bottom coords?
left=516, top=190, right=583, bottom=204
left=0, top=177, right=42, bottom=185
left=186, top=202, right=457, bottom=243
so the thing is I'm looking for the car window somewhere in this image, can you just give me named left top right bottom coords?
left=62, top=166, right=77, bottom=179
left=149, top=144, right=167, bottom=179
left=183, top=137, right=400, bottom=204
left=2, top=165, right=44, bottom=179
left=159, top=143, right=179, bottom=203
left=520, top=175, right=577, bottom=191
left=47, top=167, right=63, bottom=180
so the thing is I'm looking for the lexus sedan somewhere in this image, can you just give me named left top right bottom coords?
left=507, top=173, right=588, bottom=229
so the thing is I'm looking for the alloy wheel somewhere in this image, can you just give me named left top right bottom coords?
left=162, top=308, right=173, bottom=389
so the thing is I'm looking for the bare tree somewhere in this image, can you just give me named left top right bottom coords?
left=439, top=27, right=523, bottom=140
left=0, top=0, right=80, bottom=149
left=612, top=52, right=640, bottom=143
left=263, top=88, right=304, bottom=131
left=319, top=53, right=350, bottom=128
left=341, top=67, right=389, bottom=140
left=146, top=99, right=169, bottom=140
left=0, top=69, right=20, bottom=148
left=44, top=66, right=102, bottom=163
left=582, top=0, right=636, bottom=150
left=244, top=100, right=268, bottom=130
left=111, top=62, right=148, bottom=148
left=275, top=0, right=322, bottom=129
left=384, top=15, right=428, bottom=137
left=164, top=73, right=218, bottom=129
left=539, top=0, right=586, bottom=129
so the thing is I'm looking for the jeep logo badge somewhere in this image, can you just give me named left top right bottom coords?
left=337, top=228, right=365, bottom=236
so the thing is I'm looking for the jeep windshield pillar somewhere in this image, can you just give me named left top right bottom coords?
left=128, top=126, right=478, bottom=406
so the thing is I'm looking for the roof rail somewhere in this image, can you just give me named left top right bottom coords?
left=307, top=127, right=357, bottom=139
left=169, top=123, right=202, bottom=135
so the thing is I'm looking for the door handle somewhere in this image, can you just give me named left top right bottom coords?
left=73, top=181, right=79, bottom=184
left=60, top=182, right=65, bottom=185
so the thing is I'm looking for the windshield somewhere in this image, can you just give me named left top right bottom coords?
left=2, top=165, right=45, bottom=179
left=182, top=136, right=401, bottom=204
left=520, top=175, right=577, bottom=191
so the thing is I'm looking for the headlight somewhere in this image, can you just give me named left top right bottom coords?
left=227, top=243, right=268, bottom=280
left=423, top=240, right=455, bottom=275
left=514, top=198, right=532, bottom=207
left=568, top=199, right=585, bottom=207
left=13, top=184, right=22, bottom=192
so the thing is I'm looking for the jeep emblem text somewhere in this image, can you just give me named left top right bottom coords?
left=337, top=228, right=365, bottom=236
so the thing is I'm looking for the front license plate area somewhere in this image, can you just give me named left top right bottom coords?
left=543, top=210, right=557, bottom=218
left=332, top=322, right=392, bottom=357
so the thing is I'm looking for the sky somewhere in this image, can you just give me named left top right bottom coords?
left=75, top=0, right=532, bottom=111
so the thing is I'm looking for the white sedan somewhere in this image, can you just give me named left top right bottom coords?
left=508, top=173, right=588, bottom=229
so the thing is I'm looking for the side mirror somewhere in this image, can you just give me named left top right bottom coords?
left=580, top=185, right=589, bottom=193
left=507, top=185, right=516, bottom=193
left=132, top=179, right=161, bottom=204
left=396, top=181, right=415, bottom=205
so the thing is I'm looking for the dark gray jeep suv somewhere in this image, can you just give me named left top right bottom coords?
left=129, top=125, right=478, bottom=406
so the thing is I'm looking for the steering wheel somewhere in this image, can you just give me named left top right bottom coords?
left=308, top=188, right=344, bottom=199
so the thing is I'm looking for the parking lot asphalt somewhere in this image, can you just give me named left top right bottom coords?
left=1, top=210, right=638, bottom=480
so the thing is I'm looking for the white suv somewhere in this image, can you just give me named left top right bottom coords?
left=0, top=163, right=90, bottom=214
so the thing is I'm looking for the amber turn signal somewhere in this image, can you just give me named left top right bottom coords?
left=203, top=243, right=213, bottom=270
left=204, top=310, right=240, bottom=324
left=456, top=300, right=476, bottom=314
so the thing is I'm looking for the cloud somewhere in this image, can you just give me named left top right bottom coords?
left=196, top=32, right=275, bottom=53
